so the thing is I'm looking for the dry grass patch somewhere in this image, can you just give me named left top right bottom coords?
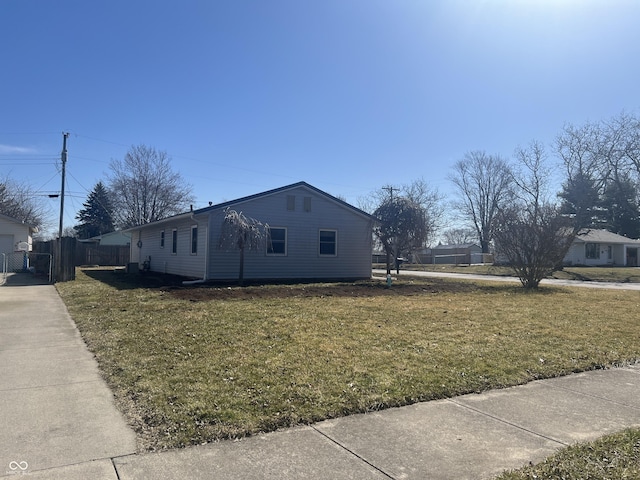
left=57, top=268, right=640, bottom=451
left=496, top=427, right=640, bottom=479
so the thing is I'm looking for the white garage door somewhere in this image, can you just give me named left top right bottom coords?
left=0, top=234, right=14, bottom=255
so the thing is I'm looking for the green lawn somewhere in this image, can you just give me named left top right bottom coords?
left=57, top=268, right=640, bottom=453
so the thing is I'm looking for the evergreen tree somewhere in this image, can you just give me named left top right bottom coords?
left=601, top=176, right=640, bottom=238
left=74, top=182, right=115, bottom=239
left=558, top=170, right=602, bottom=230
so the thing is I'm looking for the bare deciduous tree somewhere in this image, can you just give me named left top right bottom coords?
left=0, top=175, right=49, bottom=229
left=493, top=205, right=574, bottom=289
left=449, top=151, right=513, bottom=253
left=108, top=145, right=194, bottom=228
left=494, top=142, right=575, bottom=289
left=218, top=208, right=268, bottom=285
left=441, top=227, right=477, bottom=245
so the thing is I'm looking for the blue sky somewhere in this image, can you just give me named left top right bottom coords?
left=2, top=0, right=639, bottom=235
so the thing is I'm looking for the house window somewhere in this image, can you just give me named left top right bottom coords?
left=160, top=230, right=165, bottom=248
left=267, top=227, right=287, bottom=255
left=607, top=245, right=612, bottom=260
left=172, top=229, right=178, bottom=254
left=287, top=195, right=295, bottom=211
left=319, top=229, right=337, bottom=256
left=585, top=243, right=599, bottom=259
left=304, top=196, right=311, bottom=212
left=191, top=225, right=198, bottom=255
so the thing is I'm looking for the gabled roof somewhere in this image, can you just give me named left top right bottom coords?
left=193, top=181, right=373, bottom=219
left=0, top=213, right=38, bottom=233
left=574, top=229, right=640, bottom=245
left=126, top=182, right=373, bottom=231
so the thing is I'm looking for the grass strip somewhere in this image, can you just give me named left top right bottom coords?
left=496, top=427, right=640, bottom=479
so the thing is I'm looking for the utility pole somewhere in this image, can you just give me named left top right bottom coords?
left=56, top=132, right=69, bottom=282
left=382, top=185, right=398, bottom=202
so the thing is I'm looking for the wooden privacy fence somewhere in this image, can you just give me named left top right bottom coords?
left=74, top=243, right=130, bottom=266
left=33, top=238, right=76, bottom=282
left=33, top=239, right=130, bottom=282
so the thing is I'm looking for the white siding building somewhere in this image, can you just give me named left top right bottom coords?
left=127, top=182, right=374, bottom=281
left=0, top=214, right=37, bottom=255
left=564, top=229, right=640, bottom=267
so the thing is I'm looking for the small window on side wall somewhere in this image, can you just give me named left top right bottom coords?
left=286, top=195, right=295, bottom=211
left=172, top=229, right=178, bottom=254
left=191, top=225, right=198, bottom=255
left=267, top=227, right=287, bottom=255
left=319, top=229, right=337, bottom=256
left=160, top=230, right=165, bottom=248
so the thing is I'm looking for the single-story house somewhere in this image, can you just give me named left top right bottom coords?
left=564, top=229, right=640, bottom=267
left=0, top=213, right=37, bottom=255
left=126, top=182, right=374, bottom=281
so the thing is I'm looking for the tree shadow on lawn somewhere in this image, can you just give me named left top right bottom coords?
left=80, top=267, right=561, bottom=301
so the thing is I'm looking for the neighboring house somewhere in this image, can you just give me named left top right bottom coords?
left=80, top=231, right=131, bottom=246
left=0, top=213, right=37, bottom=255
left=564, top=229, right=640, bottom=267
left=414, top=243, right=484, bottom=265
left=126, top=182, right=374, bottom=281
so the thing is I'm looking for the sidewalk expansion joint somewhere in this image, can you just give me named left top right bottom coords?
left=310, top=425, right=396, bottom=479
left=447, top=398, right=569, bottom=447
left=111, top=458, right=123, bottom=480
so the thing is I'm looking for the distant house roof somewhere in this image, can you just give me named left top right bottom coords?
left=573, top=229, right=640, bottom=245
left=81, top=231, right=132, bottom=245
left=432, top=243, right=481, bottom=250
left=0, top=213, right=38, bottom=234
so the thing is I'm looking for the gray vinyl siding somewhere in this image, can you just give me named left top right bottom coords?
left=206, top=186, right=372, bottom=280
left=135, top=217, right=206, bottom=278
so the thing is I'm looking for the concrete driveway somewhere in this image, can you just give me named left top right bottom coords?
left=0, top=274, right=136, bottom=478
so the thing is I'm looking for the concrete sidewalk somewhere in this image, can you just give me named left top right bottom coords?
left=112, top=366, right=640, bottom=480
left=2, top=275, right=640, bottom=479
left=0, top=276, right=137, bottom=479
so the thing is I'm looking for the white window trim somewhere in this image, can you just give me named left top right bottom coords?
left=190, top=225, right=198, bottom=255
left=319, top=229, right=337, bottom=257
left=267, top=227, right=287, bottom=256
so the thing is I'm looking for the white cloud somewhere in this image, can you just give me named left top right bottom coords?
left=0, top=144, right=38, bottom=154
